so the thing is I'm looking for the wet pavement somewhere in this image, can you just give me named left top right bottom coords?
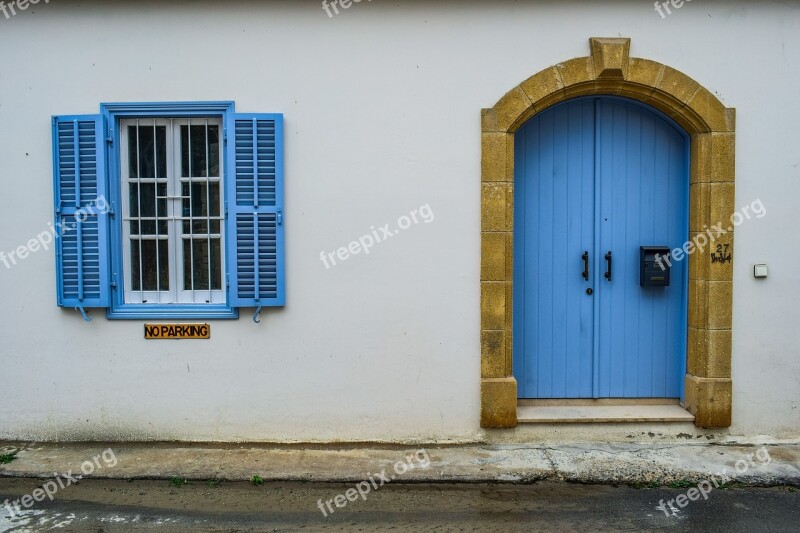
left=1, top=478, right=799, bottom=532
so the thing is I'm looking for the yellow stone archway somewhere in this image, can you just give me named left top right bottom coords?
left=481, top=38, right=735, bottom=428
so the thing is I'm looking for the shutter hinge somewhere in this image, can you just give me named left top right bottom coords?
left=110, top=273, right=118, bottom=289
left=224, top=200, right=228, bottom=218
left=106, top=126, right=114, bottom=145
left=277, top=208, right=283, bottom=225
left=55, top=201, right=62, bottom=215
left=108, top=201, right=117, bottom=218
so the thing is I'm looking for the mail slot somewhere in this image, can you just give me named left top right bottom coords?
left=640, top=246, right=671, bottom=287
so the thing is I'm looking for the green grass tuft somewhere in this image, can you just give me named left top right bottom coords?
left=0, top=452, right=17, bottom=465
left=169, top=476, right=188, bottom=487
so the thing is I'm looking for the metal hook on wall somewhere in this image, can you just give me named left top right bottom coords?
left=75, top=306, right=92, bottom=322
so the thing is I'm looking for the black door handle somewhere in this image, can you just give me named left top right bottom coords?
left=605, top=251, right=613, bottom=281
left=582, top=251, right=589, bottom=281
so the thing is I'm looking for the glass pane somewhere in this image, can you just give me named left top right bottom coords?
left=157, top=126, right=167, bottom=178
left=181, top=124, right=215, bottom=178
left=209, top=183, right=221, bottom=233
left=208, top=125, right=220, bottom=177
left=131, top=241, right=140, bottom=291
left=158, top=239, right=169, bottom=291
left=209, top=183, right=221, bottom=216
left=138, top=126, right=155, bottom=178
left=130, top=183, right=167, bottom=235
left=129, top=183, right=157, bottom=235
left=139, top=184, right=156, bottom=218
left=183, top=239, right=222, bottom=291
left=156, top=183, right=168, bottom=235
left=182, top=182, right=214, bottom=234
left=184, top=239, right=206, bottom=290
left=128, top=183, right=139, bottom=217
left=128, top=125, right=166, bottom=179
left=128, top=183, right=140, bottom=235
left=141, top=240, right=158, bottom=291
left=210, top=239, right=222, bottom=290
left=130, top=239, right=169, bottom=292
left=127, top=126, right=138, bottom=178
left=191, top=183, right=208, bottom=217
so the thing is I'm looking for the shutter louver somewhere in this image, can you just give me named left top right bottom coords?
left=52, top=115, right=110, bottom=320
left=227, top=114, right=285, bottom=321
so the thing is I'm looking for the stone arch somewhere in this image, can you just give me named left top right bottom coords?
left=481, top=38, right=734, bottom=428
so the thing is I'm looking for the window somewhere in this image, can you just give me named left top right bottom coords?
left=52, top=102, right=284, bottom=321
left=121, top=118, right=225, bottom=305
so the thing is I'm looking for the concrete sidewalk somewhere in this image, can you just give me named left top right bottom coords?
left=1, top=442, right=799, bottom=486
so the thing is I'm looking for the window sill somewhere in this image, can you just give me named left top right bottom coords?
left=106, top=305, right=239, bottom=320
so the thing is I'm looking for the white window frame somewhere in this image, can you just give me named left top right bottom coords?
left=120, top=117, right=226, bottom=305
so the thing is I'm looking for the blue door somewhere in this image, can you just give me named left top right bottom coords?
left=513, top=97, right=688, bottom=399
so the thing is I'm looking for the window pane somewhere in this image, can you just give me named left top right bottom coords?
left=210, top=183, right=221, bottom=233
left=181, top=182, right=222, bottom=234
left=208, top=125, right=219, bottom=177
left=181, top=124, right=217, bottom=178
left=209, top=183, right=221, bottom=216
left=156, top=183, right=168, bottom=235
left=127, top=126, right=138, bottom=178
left=210, top=239, right=222, bottom=290
left=128, top=125, right=166, bottom=179
left=129, top=183, right=168, bottom=235
left=131, top=241, right=140, bottom=290
left=158, top=239, right=169, bottom=291
left=183, top=239, right=222, bottom=291
left=131, top=239, right=169, bottom=292
left=128, top=184, right=139, bottom=235
left=128, top=182, right=139, bottom=217
left=157, top=126, right=167, bottom=178
left=129, top=183, right=158, bottom=234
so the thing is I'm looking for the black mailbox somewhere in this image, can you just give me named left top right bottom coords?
left=640, top=247, right=671, bottom=287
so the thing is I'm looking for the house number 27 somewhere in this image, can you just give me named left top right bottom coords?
left=711, top=244, right=732, bottom=264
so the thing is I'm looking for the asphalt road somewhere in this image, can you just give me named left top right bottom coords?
left=1, top=478, right=798, bottom=532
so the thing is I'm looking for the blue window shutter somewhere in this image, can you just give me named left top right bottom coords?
left=227, top=114, right=285, bottom=318
left=52, top=115, right=110, bottom=319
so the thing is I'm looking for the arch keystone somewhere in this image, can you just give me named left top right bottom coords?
left=590, top=37, right=631, bottom=79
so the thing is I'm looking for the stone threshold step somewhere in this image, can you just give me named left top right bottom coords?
left=517, top=404, right=695, bottom=424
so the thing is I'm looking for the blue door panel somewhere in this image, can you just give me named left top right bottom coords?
left=515, top=96, right=688, bottom=399
left=513, top=99, right=595, bottom=399
left=596, top=99, right=687, bottom=398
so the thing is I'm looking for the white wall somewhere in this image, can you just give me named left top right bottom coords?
left=0, top=0, right=797, bottom=441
